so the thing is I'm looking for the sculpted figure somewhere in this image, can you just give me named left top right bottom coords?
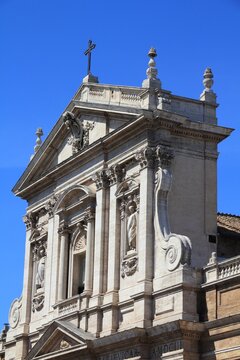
left=36, top=248, right=45, bottom=290
left=127, top=204, right=137, bottom=250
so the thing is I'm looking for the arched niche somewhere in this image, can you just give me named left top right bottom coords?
left=115, top=177, right=140, bottom=278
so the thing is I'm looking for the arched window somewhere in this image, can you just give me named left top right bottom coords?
left=71, top=225, right=87, bottom=295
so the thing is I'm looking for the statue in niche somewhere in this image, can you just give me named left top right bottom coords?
left=127, top=200, right=137, bottom=250
left=35, top=247, right=45, bottom=291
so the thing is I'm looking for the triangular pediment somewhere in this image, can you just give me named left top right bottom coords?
left=27, top=320, right=94, bottom=360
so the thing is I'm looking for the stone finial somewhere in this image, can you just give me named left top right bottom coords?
left=203, top=67, right=214, bottom=92
left=200, top=67, right=216, bottom=104
left=142, top=47, right=161, bottom=89
left=30, top=128, right=43, bottom=160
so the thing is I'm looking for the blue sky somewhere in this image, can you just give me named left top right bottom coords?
left=1, top=0, right=240, bottom=326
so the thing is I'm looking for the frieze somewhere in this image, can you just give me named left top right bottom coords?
left=98, top=348, right=140, bottom=360
left=151, top=340, right=182, bottom=359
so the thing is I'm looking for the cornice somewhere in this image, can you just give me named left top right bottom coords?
left=13, top=109, right=232, bottom=200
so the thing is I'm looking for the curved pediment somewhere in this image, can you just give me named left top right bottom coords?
left=55, top=185, right=95, bottom=214
left=115, top=177, right=139, bottom=198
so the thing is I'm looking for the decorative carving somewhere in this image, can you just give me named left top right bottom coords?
left=203, top=67, right=214, bottom=92
left=154, top=145, right=191, bottom=271
left=60, top=339, right=70, bottom=350
left=32, top=293, right=44, bottom=312
left=135, top=146, right=155, bottom=169
left=58, top=224, right=71, bottom=235
left=44, top=194, right=59, bottom=217
left=58, top=300, right=78, bottom=315
left=92, top=169, right=109, bottom=190
left=84, top=206, right=95, bottom=222
left=74, top=233, right=86, bottom=252
left=155, top=145, right=174, bottom=167
left=106, top=164, right=126, bottom=185
left=121, top=256, right=138, bottom=278
left=121, top=92, right=141, bottom=102
left=23, top=212, right=38, bottom=230
left=9, top=298, right=21, bottom=329
left=63, top=111, right=94, bottom=154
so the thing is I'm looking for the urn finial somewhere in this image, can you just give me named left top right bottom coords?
left=200, top=67, right=216, bottom=104
left=142, top=47, right=161, bottom=89
left=30, top=128, right=43, bottom=160
left=203, top=67, right=214, bottom=92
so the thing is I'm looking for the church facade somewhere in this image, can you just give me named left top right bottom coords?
left=1, top=48, right=240, bottom=359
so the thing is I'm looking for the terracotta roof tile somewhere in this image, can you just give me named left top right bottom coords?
left=217, top=213, right=240, bottom=234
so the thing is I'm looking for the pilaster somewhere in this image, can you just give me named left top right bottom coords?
left=133, top=146, right=155, bottom=328
left=102, top=165, right=125, bottom=335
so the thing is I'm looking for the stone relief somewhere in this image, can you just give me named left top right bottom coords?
left=32, top=294, right=44, bottom=313
left=9, top=298, right=22, bottom=329
left=60, top=339, right=71, bottom=350
left=154, top=145, right=192, bottom=271
left=74, top=232, right=87, bottom=252
left=121, top=256, right=138, bottom=278
left=63, top=111, right=94, bottom=154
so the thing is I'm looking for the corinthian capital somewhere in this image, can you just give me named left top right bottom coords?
left=135, top=146, right=155, bottom=169
left=84, top=206, right=95, bottom=222
left=23, top=212, right=38, bottom=230
left=92, top=169, right=109, bottom=190
left=155, top=145, right=174, bottom=168
left=106, top=164, right=126, bottom=185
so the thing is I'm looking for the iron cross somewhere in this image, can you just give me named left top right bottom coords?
left=84, top=40, right=96, bottom=75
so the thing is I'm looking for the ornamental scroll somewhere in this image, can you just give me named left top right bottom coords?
left=154, top=145, right=191, bottom=271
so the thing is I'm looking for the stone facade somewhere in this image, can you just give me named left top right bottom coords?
left=1, top=49, right=239, bottom=360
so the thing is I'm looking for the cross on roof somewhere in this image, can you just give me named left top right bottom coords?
left=84, top=40, right=96, bottom=75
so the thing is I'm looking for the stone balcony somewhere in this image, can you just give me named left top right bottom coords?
left=203, top=255, right=240, bottom=284
left=202, top=255, right=240, bottom=322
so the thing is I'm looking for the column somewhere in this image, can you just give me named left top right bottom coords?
left=91, top=170, right=109, bottom=298
left=58, top=224, right=70, bottom=301
left=83, top=206, right=95, bottom=295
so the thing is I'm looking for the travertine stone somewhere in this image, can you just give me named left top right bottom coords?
left=5, top=50, right=234, bottom=360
